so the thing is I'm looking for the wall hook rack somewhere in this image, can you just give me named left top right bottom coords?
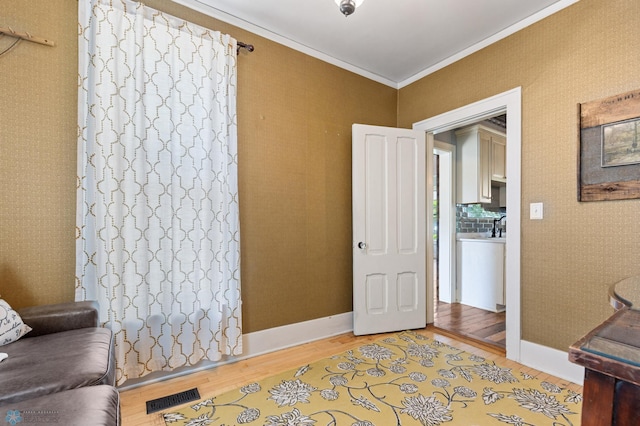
left=0, top=26, right=55, bottom=47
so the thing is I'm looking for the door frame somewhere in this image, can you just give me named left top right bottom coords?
left=433, top=141, right=457, bottom=306
left=413, top=87, right=522, bottom=362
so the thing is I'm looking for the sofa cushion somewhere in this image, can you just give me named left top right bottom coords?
left=0, top=385, right=120, bottom=426
left=0, top=327, right=115, bottom=405
left=0, top=298, right=32, bottom=346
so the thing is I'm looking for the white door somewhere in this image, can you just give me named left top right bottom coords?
left=352, top=124, right=429, bottom=335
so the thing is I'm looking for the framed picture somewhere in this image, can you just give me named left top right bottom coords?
left=578, top=89, right=640, bottom=201
left=601, top=117, right=640, bottom=167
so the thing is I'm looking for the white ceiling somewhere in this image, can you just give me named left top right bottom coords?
left=174, top=0, right=578, bottom=88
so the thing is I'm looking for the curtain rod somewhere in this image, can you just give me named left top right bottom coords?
left=236, top=41, right=254, bottom=55
left=0, top=26, right=55, bottom=47
left=2, top=25, right=245, bottom=53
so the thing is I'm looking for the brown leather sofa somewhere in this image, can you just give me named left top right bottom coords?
left=0, top=301, right=120, bottom=425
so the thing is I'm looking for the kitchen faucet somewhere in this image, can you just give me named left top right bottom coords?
left=492, top=215, right=506, bottom=238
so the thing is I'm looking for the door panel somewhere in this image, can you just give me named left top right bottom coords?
left=365, top=134, right=388, bottom=255
left=365, top=274, right=387, bottom=314
left=353, top=124, right=427, bottom=336
left=397, top=272, right=418, bottom=311
left=397, top=137, right=418, bottom=254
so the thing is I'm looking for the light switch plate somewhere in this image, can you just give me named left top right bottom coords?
left=530, top=202, right=543, bottom=220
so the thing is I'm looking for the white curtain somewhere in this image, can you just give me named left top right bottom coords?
left=76, top=0, right=241, bottom=385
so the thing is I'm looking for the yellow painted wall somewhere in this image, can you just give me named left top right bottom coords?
left=0, top=1, right=397, bottom=333
left=3, top=0, right=639, bottom=352
left=399, top=0, right=640, bottom=351
left=0, top=2, right=78, bottom=307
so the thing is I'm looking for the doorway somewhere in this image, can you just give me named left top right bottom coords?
left=432, top=137, right=506, bottom=350
left=414, top=87, right=522, bottom=362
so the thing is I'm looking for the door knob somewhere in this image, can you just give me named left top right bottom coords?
left=358, top=242, right=367, bottom=249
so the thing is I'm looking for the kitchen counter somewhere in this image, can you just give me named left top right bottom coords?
left=456, top=233, right=506, bottom=243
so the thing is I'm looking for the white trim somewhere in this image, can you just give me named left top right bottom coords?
left=426, top=132, right=435, bottom=326
left=520, top=340, right=585, bottom=385
left=243, top=312, right=353, bottom=356
left=117, top=309, right=585, bottom=392
left=413, top=87, right=522, bottom=363
left=118, top=312, right=353, bottom=391
left=398, top=0, right=580, bottom=88
left=433, top=141, right=457, bottom=307
left=175, top=0, right=579, bottom=89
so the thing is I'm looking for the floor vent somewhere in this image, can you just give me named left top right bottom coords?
left=146, top=387, right=201, bottom=414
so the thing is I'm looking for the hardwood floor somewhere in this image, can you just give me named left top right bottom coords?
left=434, top=301, right=506, bottom=351
left=118, top=326, right=579, bottom=426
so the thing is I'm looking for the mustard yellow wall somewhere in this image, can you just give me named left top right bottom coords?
left=399, top=0, right=640, bottom=351
left=1, top=2, right=78, bottom=307
left=0, top=1, right=397, bottom=333
left=4, top=0, right=639, bottom=351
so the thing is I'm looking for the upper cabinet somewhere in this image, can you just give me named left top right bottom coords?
left=491, top=133, right=506, bottom=182
left=455, top=125, right=506, bottom=204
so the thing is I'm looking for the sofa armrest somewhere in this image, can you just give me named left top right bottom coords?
left=17, top=301, right=100, bottom=337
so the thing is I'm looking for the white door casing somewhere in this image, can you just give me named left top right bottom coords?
left=413, top=87, right=522, bottom=361
left=434, top=141, right=456, bottom=307
left=352, top=124, right=430, bottom=336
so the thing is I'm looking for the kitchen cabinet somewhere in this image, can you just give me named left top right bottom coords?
left=455, top=125, right=506, bottom=204
left=491, top=133, right=506, bottom=182
left=457, top=238, right=505, bottom=312
left=499, top=186, right=507, bottom=208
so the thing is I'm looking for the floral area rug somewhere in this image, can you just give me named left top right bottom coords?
left=163, top=330, right=582, bottom=425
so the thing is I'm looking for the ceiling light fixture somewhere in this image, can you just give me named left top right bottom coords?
left=335, top=0, right=364, bottom=17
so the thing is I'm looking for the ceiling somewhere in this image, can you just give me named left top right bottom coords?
left=174, top=0, right=577, bottom=88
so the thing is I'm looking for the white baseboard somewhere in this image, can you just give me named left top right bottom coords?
left=242, top=311, right=353, bottom=357
left=519, top=340, right=584, bottom=386
left=119, top=313, right=586, bottom=391
left=118, top=312, right=354, bottom=391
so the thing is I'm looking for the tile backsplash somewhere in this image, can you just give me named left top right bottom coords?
left=456, top=203, right=506, bottom=234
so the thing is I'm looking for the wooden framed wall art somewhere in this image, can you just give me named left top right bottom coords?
left=579, top=89, right=640, bottom=201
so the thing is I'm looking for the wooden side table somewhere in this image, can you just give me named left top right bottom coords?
left=569, top=276, right=640, bottom=425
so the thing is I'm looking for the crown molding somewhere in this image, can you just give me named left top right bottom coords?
left=175, top=0, right=580, bottom=90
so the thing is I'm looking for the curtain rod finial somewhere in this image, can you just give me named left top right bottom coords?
left=236, top=42, right=254, bottom=55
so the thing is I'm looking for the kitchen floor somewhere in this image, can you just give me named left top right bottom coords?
left=433, top=301, right=506, bottom=351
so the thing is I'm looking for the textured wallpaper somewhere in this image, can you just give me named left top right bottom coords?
left=0, top=1, right=398, bottom=334
left=0, top=1, right=78, bottom=307
left=5, top=0, right=638, bottom=351
left=398, top=0, right=640, bottom=351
